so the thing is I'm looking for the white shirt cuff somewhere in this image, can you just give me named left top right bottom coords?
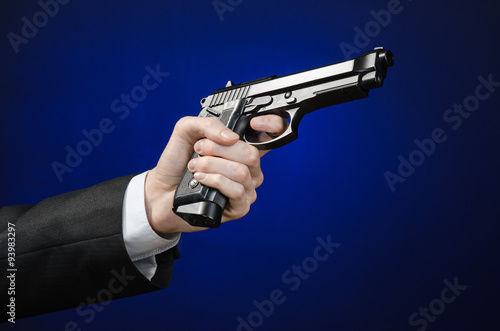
left=122, top=171, right=181, bottom=264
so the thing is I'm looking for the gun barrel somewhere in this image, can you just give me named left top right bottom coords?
left=205, top=48, right=393, bottom=108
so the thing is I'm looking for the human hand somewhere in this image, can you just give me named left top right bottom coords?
left=144, top=115, right=286, bottom=234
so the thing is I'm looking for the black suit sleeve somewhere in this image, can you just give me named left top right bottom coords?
left=0, top=175, right=180, bottom=321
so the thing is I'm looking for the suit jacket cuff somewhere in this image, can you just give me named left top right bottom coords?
left=123, top=171, right=181, bottom=263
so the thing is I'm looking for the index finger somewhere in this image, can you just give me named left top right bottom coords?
left=249, top=115, right=289, bottom=156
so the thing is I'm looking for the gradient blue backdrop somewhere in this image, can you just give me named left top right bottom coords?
left=1, top=1, right=499, bottom=330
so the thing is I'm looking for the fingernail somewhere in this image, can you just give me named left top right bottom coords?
left=221, top=129, right=239, bottom=140
left=194, top=172, right=206, bottom=181
left=188, top=159, right=197, bottom=171
left=194, top=140, right=204, bottom=153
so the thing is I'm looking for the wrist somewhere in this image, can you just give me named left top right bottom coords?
left=145, top=167, right=210, bottom=234
left=144, top=169, right=179, bottom=234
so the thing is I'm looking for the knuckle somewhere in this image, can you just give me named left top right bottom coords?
left=234, top=185, right=246, bottom=200
left=251, top=190, right=257, bottom=204
left=175, top=116, right=193, bottom=131
left=200, top=140, right=215, bottom=155
left=233, top=164, right=250, bottom=182
left=194, top=156, right=209, bottom=172
left=206, top=117, right=222, bottom=130
left=245, top=147, right=260, bottom=165
left=254, top=172, right=264, bottom=188
left=207, top=117, right=220, bottom=125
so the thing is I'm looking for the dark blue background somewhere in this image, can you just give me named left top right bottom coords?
left=1, top=0, right=499, bottom=330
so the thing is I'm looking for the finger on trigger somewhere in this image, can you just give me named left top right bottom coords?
left=250, top=115, right=287, bottom=134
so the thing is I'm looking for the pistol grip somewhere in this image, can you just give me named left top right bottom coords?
left=173, top=99, right=247, bottom=228
left=173, top=155, right=227, bottom=228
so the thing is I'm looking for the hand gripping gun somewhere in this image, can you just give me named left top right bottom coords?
left=173, top=47, right=394, bottom=228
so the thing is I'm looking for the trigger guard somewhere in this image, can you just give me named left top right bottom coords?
left=265, top=132, right=279, bottom=139
left=243, top=107, right=302, bottom=150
